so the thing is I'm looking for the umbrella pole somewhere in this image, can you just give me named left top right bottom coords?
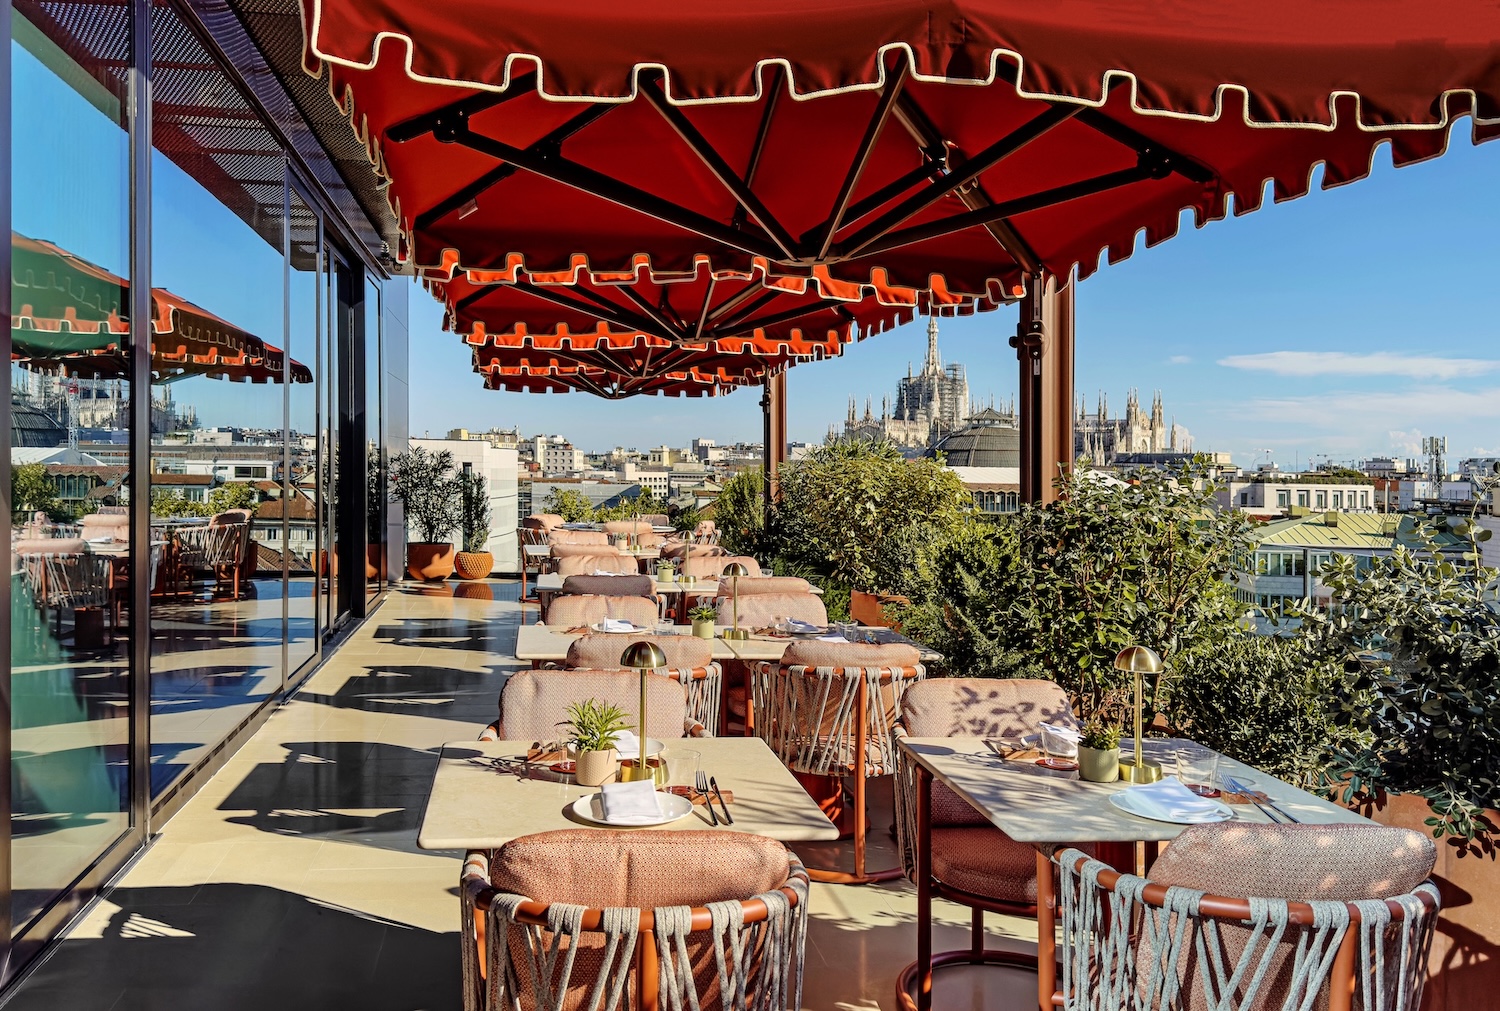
left=1012, top=275, right=1075, bottom=505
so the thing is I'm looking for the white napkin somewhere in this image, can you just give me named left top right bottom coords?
left=1126, top=777, right=1226, bottom=822
left=599, top=618, right=638, bottom=632
left=816, top=634, right=846, bottom=642
left=785, top=619, right=821, bottom=634
left=599, top=780, right=663, bottom=824
left=1038, top=722, right=1081, bottom=742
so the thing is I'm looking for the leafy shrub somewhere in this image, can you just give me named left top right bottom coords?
left=459, top=470, right=491, bottom=553
left=715, top=468, right=768, bottom=558
left=542, top=487, right=594, bottom=523
left=1165, top=635, right=1352, bottom=787
left=390, top=447, right=463, bottom=543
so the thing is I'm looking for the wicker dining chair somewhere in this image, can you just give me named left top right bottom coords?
left=714, top=575, right=813, bottom=597
left=753, top=640, right=924, bottom=884
left=484, top=668, right=703, bottom=741
left=892, top=677, right=1081, bottom=1001
left=549, top=530, right=612, bottom=547
left=1050, top=823, right=1440, bottom=1011
left=544, top=594, right=660, bottom=629
left=565, top=633, right=722, bottom=733
left=461, top=830, right=809, bottom=1011
left=36, top=552, right=112, bottom=635
left=555, top=553, right=640, bottom=577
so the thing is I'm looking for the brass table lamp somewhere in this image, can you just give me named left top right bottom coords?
left=722, top=561, right=750, bottom=640
left=619, top=640, right=667, bottom=784
left=1115, top=645, right=1164, bottom=784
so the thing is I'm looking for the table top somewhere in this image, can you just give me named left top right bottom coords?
left=897, top=736, right=1370, bottom=844
left=515, top=622, right=741, bottom=661
left=418, top=737, right=841, bottom=850
left=523, top=544, right=551, bottom=559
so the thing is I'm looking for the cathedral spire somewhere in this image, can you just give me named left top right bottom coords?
left=923, top=315, right=941, bottom=375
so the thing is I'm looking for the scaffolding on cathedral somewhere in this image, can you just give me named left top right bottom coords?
left=1074, top=389, right=1193, bottom=466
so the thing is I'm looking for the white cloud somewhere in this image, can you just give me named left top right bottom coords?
left=1387, top=429, right=1424, bottom=456
left=1216, top=351, right=1500, bottom=381
left=1228, top=386, right=1500, bottom=428
left=1167, top=355, right=1192, bottom=365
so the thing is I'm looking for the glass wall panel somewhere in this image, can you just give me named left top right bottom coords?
left=287, top=189, right=320, bottom=675
left=9, top=1, right=132, bottom=936
left=365, top=278, right=383, bottom=603
left=147, top=4, right=288, bottom=797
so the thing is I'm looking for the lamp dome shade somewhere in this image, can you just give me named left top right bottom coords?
left=1113, top=645, right=1163, bottom=674
left=721, top=562, right=750, bottom=578
left=620, top=641, right=668, bottom=669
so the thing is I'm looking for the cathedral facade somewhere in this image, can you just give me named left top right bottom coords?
left=838, top=317, right=974, bottom=450
left=1074, top=389, right=1192, bottom=465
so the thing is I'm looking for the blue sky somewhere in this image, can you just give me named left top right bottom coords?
left=408, top=122, right=1500, bottom=468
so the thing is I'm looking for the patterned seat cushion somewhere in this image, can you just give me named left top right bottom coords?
left=716, top=575, right=812, bottom=596
left=549, top=530, right=612, bottom=546
left=567, top=633, right=712, bottom=670
left=780, top=640, right=920, bottom=669
left=899, top=677, right=1076, bottom=738
left=719, top=592, right=827, bottom=627
left=493, top=829, right=790, bottom=907
left=499, top=669, right=689, bottom=741
left=556, top=554, right=639, bottom=576
left=679, top=555, right=760, bottom=580
left=545, top=594, right=659, bottom=628
left=931, top=826, right=1042, bottom=904
left=1148, top=822, right=1436, bottom=900
left=559, top=574, right=654, bottom=598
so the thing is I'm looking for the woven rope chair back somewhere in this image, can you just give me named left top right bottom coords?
left=753, top=642, right=923, bottom=778
left=461, top=831, right=808, bottom=1011
left=1053, top=824, right=1440, bottom=1011
left=498, top=669, right=689, bottom=742
left=544, top=595, right=659, bottom=629
left=565, top=634, right=721, bottom=731
left=40, top=553, right=110, bottom=608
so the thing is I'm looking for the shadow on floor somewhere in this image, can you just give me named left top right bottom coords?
left=5, top=883, right=461, bottom=1011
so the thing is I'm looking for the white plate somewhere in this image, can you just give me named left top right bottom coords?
left=590, top=621, right=646, bottom=633
left=614, top=737, right=665, bottom=760
left=1108, top=790, right=1233, bottom=825
left=570, top=791, right=695, bottom=827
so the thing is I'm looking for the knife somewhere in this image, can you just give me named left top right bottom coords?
left=1224, top=776, right=1299, bottom=824
left=709, top=776, right=734, bottom=824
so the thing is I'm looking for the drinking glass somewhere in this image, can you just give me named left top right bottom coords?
left=1177, top=747, right=1221, bottom=797
left=834, top=620, right=858, bottom=641
left=662, top=748, right=701, bottom=794
left=655, top=619, right=676, bottom=636
left=1038, top=725, right=1079, bottom=771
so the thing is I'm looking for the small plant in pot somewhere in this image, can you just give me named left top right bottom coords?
left=561, top=698, right=630, bottom=787
left=1076, top=718, right=1122, bottom=783
left=389, top=447, right=463, bottom=580
left=454, top=468, right=493, bottom=580
left=688, top=603, right=718, bottom=639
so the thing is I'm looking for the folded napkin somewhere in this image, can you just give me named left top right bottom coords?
left=1038, top=722, right=1081, bottom=742
left=816, top=634, right=847, bottom=642
left=784, top=619, right=821, bottom=634
left=1126, top=777, right=1227, bottom=822
left=599, top=780, right=663, bottom=824
left=599, top=618, right=639, bottom=632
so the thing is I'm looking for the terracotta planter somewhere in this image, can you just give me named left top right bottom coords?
left=850, top=589, right=910, bottom=629
left=1076, top=746, right=1120, bottom=783
left=1354, top=790, right=1500, bottom=1011
left=453, top=581, right=494, bottom=601
left=692, top=619, right=716, bottom=639
left=406, top=542, right=455, bottom=581
left=454, top=550, right=494, bottom=580
left=365, top=544, right=383, bottom=580
left=575, top=749, right=618, bottom=788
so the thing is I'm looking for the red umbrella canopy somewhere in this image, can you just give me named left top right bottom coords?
left=433, top=255, right=993, bottom=351
left=305, top=1, right=1499, bottom=294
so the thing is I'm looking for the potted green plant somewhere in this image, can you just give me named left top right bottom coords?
left=454, top=468, right=493, bottom=580
left=388, top=447, right=463, bottom=580
left=1076, top=718, right=1122, bottom=783
left=688, top=603, right=718, bottom=639
left=561, top=698, right=630, bottom=787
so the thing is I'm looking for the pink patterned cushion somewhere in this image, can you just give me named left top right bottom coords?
left=1148, top=822, right=1435, bottom=900
left=603, top=520, right=653, bottom=535
left=545, top=595, right=659, bottom=627
left=781, top=640, right=920, bottom=669
left=548, top=530, right=612, bottom=545
left=718, top=592, right=827, bottom=627
left=559, top=574, right=654, bottom=598
left=567, top=633, right=713, bottom=671
left=556, top=554, right=639, bottom=576
left=899, top=677, right=1076, bottom=738
left=494, top=829, right=789, bottom=906
left=662, top=542, right=727, bottom=561
left=551, top=541, right=618, bottom=556
left=528, top=513, right=564, bottom=529
left=931, top=826, right=1042, bottom=904
left=716, top=575, right=811, bottom=596
left=499, top=669, right=689, bottom=741
left=679, top=555, right=759, bottom=580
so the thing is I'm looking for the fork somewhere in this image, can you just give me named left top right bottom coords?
left=696, top=771, right=719, bottom=825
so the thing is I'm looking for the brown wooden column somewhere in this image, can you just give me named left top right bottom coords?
left=761, top=368, right=787, bottom=512
left=1012, top=275, right=1075, bottom=505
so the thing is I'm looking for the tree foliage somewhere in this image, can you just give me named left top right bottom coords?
left=714, top=468, right=767, bottom=558
left=389, top=447, right=462, bottom=543
left=12, top=463, right=61, bottom=521
left=459, top=469, right=492, bottom=553
left=542, top=487, right=595, bottom=523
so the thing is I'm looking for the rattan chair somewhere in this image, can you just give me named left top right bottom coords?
left=714, top=575, right=813, bottom=597
left=715, top=591, right=827, bottom=629
left=485, top=667, right=703, bottom=740
left=753, top=640, right=924, bottom=884
left=517, top=524, right=550, bottom=616
left=565, top=633, right=722, bottom=733
left=461, top=830, right=809, bottom=1011
left=549, top=530, right=612, bottom=547
left=544, top=594, right=660, bottom=629
left=892, top=677, right=1079, bottom=1004
left=1050, top=823, right=1440, bottom=1011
